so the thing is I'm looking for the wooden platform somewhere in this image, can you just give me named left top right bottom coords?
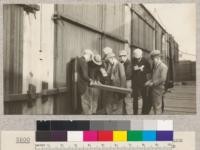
left=138, top=81, right=196, bottom=115
left=164, top=81, right=196, bottom=115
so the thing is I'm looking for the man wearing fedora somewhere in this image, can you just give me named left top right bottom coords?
left=119, top=50, right=133, bottom=115
left=82, top=54, right=103, bottom=114
left=145, top=50, right=168, bottom=115
left=105, top=52, right=126, bottom=115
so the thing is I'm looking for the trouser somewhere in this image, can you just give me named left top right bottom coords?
left=124, top=80, right=133, bottom=115
left=105, top=92, right=124, bottom=115
left=124, top=93, right=133, bottom=115
left=81, top=87, right=100, bottom=115
left=151, top=88, right=164, bottom=115
left=133, top=86, right=151, bottom=115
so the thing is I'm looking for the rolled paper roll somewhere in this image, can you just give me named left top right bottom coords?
left=100, top=67, right=108, bottom=77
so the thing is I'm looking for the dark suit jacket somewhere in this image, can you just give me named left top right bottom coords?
left=88, top=61, right=103, bottom=81
left=132, top=57, right=151, bottom=88
left=123, top=59, right=132, bottom=80
left=77, top=56, right=90, bottom=95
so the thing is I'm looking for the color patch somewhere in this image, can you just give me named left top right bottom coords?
left=127, top=130, right=143, bottom=141
left=36, top=131, right=51, bottom=141
left=113, top=131, right=127, bottom=141
left=90, top=121, right=130, bottom=130
left=37, top=121, right=50, bottom=131
left=98, top=131, right=113, bottom=141
left=156, top=131, right=173, bottom=141
left=83, top=131, right=98, bottom=141
left=143, top=131, right=156, bottom=141
left=75, top=121, right=90, bottom=130
left=67, top=131, right=83, bottom=142
left=143, top=120, right=157, bottom=130
left=51, top=120, right=68, bottom=131
left=157, top=120, right=173, bottom=131
left=90, top=121, right=105, bottom=130
left=51, top=131, right=67, bottom=141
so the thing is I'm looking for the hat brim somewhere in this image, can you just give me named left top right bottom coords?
left=119, top=54, right=127, bottom=57
left=106, top=54, right=115, bottom=59
left=151, top=54, right=160, bottom=58
left=134, top=55, right=141, bottom=59
left=92, top=57, right=102, bottom=65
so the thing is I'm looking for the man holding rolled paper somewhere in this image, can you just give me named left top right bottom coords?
left=104, top=51, right=126, bottom=115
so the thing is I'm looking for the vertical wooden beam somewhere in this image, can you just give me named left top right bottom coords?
left=22, top=4, right=55, bottom=114
left=41, top=81, right=48, bottom=103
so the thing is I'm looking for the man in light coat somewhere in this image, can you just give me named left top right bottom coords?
left=145, top=50, right=168, bottom=115
left=105, top=52, right=126, bottom=115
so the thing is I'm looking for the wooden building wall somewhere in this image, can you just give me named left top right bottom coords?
left=131, top=4, right=155, bottom=53
left=54, top=4, right=125, bottom=114
left=3, top=5, right=24, bottom=114
left=22, top=4, right=55, bottom=114
left=4, top=4, right=55, bottom=114
left=175, top=61, right=196, bottom=81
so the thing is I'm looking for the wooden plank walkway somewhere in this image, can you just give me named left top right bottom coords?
left=164, top=81, right=196, bottom=115
left=97, top=81, right=196, bottom=115
left=137, top=81, right=196, bottom=115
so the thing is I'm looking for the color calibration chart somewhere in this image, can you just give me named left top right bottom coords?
left=1, top=120, right=195, bottom=150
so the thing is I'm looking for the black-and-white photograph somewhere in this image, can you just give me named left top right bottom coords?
left=3, top=3, right=196, bottom=115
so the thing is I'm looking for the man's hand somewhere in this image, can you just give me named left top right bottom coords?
left=133, top=65, right=139, bottom=70
left=97, top=81, right=102, bottom=85
left=139, top=65, right=144, bottom=71
left=89, top=79, right=94, bottom=86
left=148, top=82, right=154, bottom=87
left=145, top=80, right=154, bottom=87
left=145, top=80, right=150, bottom=86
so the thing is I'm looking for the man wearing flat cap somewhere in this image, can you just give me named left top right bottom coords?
left=132, top=48, right=151, bottom=115
left=119, top=50, right=133, bottom=114
left=104, top=52, right=126, bottom=115
left=145, top=50, right=168, bottom=115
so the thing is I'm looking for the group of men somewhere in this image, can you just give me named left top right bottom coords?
left=76, top=47, right=168, bottom=115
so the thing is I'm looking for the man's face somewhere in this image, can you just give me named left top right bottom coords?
left=85, top=54, right=92, bottom=62
left=135, top=57, right=141, bottom=63
left=152, top=56, right=159, bottom=65
left=119, top=55, right=127, bottom=63
left=108, top=57, right=114, bottom=64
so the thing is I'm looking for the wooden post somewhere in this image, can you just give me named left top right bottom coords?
left=41, top=81, right=48, bottom=103
left=22, top=4, right=55, bottom=114
left=27, top=84, right=36, bottom=108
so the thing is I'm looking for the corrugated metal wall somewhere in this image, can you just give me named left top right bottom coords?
left=54, top=4, right=125, bottom=114
left=3, top=5, right=24, bottom=114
